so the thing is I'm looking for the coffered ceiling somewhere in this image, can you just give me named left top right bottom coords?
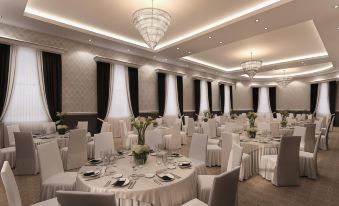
left=0, top=0, right=338, bottom=81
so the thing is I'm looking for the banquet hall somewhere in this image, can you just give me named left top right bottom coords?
left=0, top=0, right=339, bottom=205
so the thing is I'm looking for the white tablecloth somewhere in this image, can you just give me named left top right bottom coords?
left=279, top=127, right=294, bottom=137
left=76, top=155, right=206, bottom=206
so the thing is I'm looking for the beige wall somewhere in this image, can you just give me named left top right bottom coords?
left=276, top=80, right=310, bottom=111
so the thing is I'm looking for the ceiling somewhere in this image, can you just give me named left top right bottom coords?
left=0, top=0, right=339, bottom=81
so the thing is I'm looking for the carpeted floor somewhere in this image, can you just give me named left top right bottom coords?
left=1, top=128, right=338, bottom=206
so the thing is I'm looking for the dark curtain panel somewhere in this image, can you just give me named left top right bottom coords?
left=219, top=84, right=225, bottom=113
left=0, top=44, right=10, bottom=117
left=329, top=81, right=337, bottom=114
left=208, top=81, right=212, bottom=113
left=310, top=83, right=318, bottom=114
left=157, top=73, right=166, bottom=116
left=252, top=87, right=259, bottom=112
left=128, top=67, right=139, bottom=116
left=230, top=86, right=233, bottom=110
left=194, top=79, right=201, bottom=117
left=176, top=76, right=183, bottom=116
left=97, top=61, right=110, bottom=131
left=269, top=87, right=277, bottom=118
left=42, top=51, right=62, bottom=121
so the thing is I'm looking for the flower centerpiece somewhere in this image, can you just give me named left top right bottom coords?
left=246, top=112, right=257, bottom=138
left=131, top=116, right=154, bottom=165
left=230, top=113, right=238, bottom=120
left=56, top=112, right=68, bottom=135
left=280, top=110, right=289, bottom=128
left=203, top=110, right=212, bottom=122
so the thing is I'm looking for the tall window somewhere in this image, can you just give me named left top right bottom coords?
left=224, top=85, right=231, bottom=114
left=3, top=47, right=49, bottom=123
left=257, top=87, right=271, bottom=114
left=164, top=74, right=179, bottom=116
left=107, top=64, right=132, bottom=118
left=200, top=80, right=209, bottom=114
left=316, top=82, right=330, bottom=116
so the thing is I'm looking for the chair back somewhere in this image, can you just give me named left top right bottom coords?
left=208, top=166, right=240, bottom=206
left=227, top=143, right=243, bottom=172
left=7, top=124, right=20, bottom=146
left=208, top=119, right=217, bottom=138
left=145, top=129, right=163, bottom=150
left=224, top=122, right=237, bottom=133
left=100, top=122, right=111, bottom=133
left=292, top=126, right=306, bottom=147
left=221, top=132, right=233, bottom=172
left=220, top=115, right=227, bottom=125
left=314, top=120, right=321, bottom=134
left=303, top=123, right=316, bottom=152
left=119, top=120, right=128, bottom=139
left=14, top=132, right=38, bottom=175
left=77, top=121, right=88, bottom=132
left=163, top=116, right=177, bottom=126
left=275, top=136, right=301, bottom=186
left=155, top=118, right=163, bottom=126
left=270, top=122, right=280, bottom=137
left=42, top=122, right=56, bottom=135
left=66, top=129, right=88, bottom=170
left=257, top=122, right=270, bottom=133
left=94, top=132, right=114, bottom=159
left=56, top=191, right=116, bottom=206
left=37, top=141, right=64, bottom=182
left=189, top=133, right=208, bottom=162
left=184, top=116, right=189, bottom=126
left=1, top=161, right=22, bottom=206
left=168, top=122, right=181, bottom=150
left=323, top=117, right=332, bottom=149
left=276, top=113, right=282, bottom=121
left=186, top=118, right=195, bottom=137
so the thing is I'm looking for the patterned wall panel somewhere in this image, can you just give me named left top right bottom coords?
left=233, top=81, right=252, bottom=110
left=276, top=80, right=310, bottom=110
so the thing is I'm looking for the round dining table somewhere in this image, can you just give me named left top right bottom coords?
left=76, top=154, right=207, bottom=206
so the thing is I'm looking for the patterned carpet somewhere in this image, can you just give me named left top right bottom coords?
left=1, top=128, right=338, bottom=206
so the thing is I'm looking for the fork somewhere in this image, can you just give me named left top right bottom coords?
left=103, top=179, right=111, bottom=187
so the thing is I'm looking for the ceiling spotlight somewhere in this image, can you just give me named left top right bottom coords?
left=255, top=19, right=259, bottom=22
left=337, top=27, right=339, bottom=30
left=153, top=55, right=157, bottom=58
left=176, top=47, right=180, bottom=50
left=127, top=49, right=130, bottom=52
left=208, top=36, right=212, bottom=39
left=188, top=51, right=191, bottom=54
left=301, top=61, right=305, bottom=64
left=88, top=39, right=92, bottom=42
left=264, top=27, right=268, bottom=30
left=334, top=5, right=339, bottom=8
left=219, top=41, right=223, bottom=44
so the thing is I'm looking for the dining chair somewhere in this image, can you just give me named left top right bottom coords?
left=77, top=121, right=88, bottom=132
left=0, top=146, right=16, bottom=169
left=189, top=133, right=208, bottom=163
left=100, top=122, right=111, bottom=133
left=56, top=191, right=116, bottom=206
left=42, top=122, right=56, bottom=135
left=303, top=123, right=316, bottom=153
left=94, top=132, right=114, bottom=159
left=60, top=129, right=88, bottom=170
left=300, top=133, right=321, bottom=179
left=119, top=120, right=138, bottom=149
left=293, top=126, right=306, bottom=151
left=185, top=167, right=241, bottom=206
left=220, top=132, right=233, bottom=173
left=37, top=141, right=77, bottom=200
left=1, top=161, right=58, bottom=206
left=276, top=113, right=282, bottom=121
left=14, top=132, right=39, bottom=175
left=257, top=122, right=270, bottom=133
left=164, top=122, right=182, bottom=150
left=7, top=124, right=20, bottom=146
left=270, top=122, right=280, bottom=137
left=145, top=129, right=163, bottom=150
left=260, top=136, right=301, bottom=186
left=208, top=119, right=217, bottom=139
left=319, top=118, right=331, bottom=150
left=186, top=118, right=195, bottom=137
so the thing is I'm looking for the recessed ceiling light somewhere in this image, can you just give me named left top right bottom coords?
left=208, top=36, right=212, bottom=39
left=255, top=19, right=259, bottom=22
left=264, top=27, right=268, bottom=30
left=337, top=27, right=339, bottom=30
left=88, top=39, right=92, bottom=42
left=153, top=55, right=156, bottom=58
left=176, top=47, right=180, bottom=50
left=334, top=5, right=339, bottom=9
left=301, top=61, right=305, bottom=64
left=219, top=41, right=223, bottom=44
left=188, top=51, right=191, bottom=54
left=127, top=49, right=130, bottom=52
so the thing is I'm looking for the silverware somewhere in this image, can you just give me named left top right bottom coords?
left=128, top=180, right=135, bottom=189
left=129, top=180, right=137, bottom=189
left=84, top=176, right=102, bottom=181
left=153, top=179, right=162, bottom=185
left=170, top=172, right=181, bottom=179
left=104, top=179, right=111, bottom=187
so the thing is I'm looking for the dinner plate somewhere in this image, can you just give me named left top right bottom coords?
left=167, top=165, right=176, bottom=170
left=157, top=173, right=174, bottom=182
left=82, top=170, right=101, bottom=178
left=112, top=173, right=123, bottom=179
left=111, top=178, right=130, bottom=187
left=150, top=152, right=157, bottom=156
left=178, top=161, right=192, bottom=168
left=88, top=159, right=102, bottom=165
left=145, top=173, right=155, bottom=178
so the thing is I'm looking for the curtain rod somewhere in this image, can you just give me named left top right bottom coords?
left=94, top=56, right=140, bottom=68
left=155, top=68, right=185, bottom=76
left=192, top=75, right=214, bottom=82
left=0, top=36, right=66, bottom=54
left=218, top=81, right=235, bottom=85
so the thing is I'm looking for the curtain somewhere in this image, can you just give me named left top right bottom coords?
left=219, top=84, right=225, bottom=113
left=177, top=76, right=183, bottom=116
left=224, top=85, right=231, bottom=114
left=41, top=51, right=62, bottom=121
left=252, top=87, right=259, bottom=112
left=269, top=87, right=277, bottom=118
left=230, top=85, right=233, bottom=110
left=257, top=87, right=271, bottom=114
left=0, top=44, right=10, bottom=118
left=316, top=82, right=330, bottom=117
left=194, top=79, right=200, bottom=117
left=200, top=80, right=209, bottom=114
left=329, top=81, right=337, bottom=114
left=310, top=83, right=318, bottom=114
left=208, top=81, right=212, bottom=113
left=97, top=61, right=110, bottom=130
left=157, top=73, right=166, bottom=116
left=164, top=74, right=179, bottom=117
left=128, top=67, right=139, bottom=116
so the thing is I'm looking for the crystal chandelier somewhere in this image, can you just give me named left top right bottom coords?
left=132, top=0, right=171, bottom=50
left=241, top=52, right=262, bottom=79
left=277, top=70, right=292, bottom=87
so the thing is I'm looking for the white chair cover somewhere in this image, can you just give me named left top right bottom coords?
left=14, top=132, right=39, bottom=175
left=300, top=133, right=321, bottom=179
left=0, top=147, right=16, bottom=168
left=164, top=123, right=182, bottom=150
left=61, top=129, right=88, bottom=170
left=224, top=122, right=237, bottom=133
left=119, top=120, right=137, bottom=149
left=208, top=119, right=217, bottom=139
left=293, top=126, right=306, bottom=151
left=206, top=143, right=221, bottom=167
left=77, top=121, right=88, bottom=132
left=145, top=130, right=163, bottom=150
left=7, top=125, right=20, bottom=146
left=100, top=122, right=111, bottom=133
left=186, top=118, right=195, bottom=137
left=189, top=133, right=208, bottom=163
left=257, top=122, right=270, bottom=133
left=56, top=191, right=116, bottom=206
left=276, top=113, right=282, bottom=121
left=319, top=118, right=331, bottom=150
left=163, top=116, right=177, bottom=126
left=227, top=143, right=243, bottom=172
left=37, top=141, right=77, bottom=200
left=270, top=122, right=280, bottom=137
left=42, top=122, right=56, bottom=135
left=220, top=133, right=233, bottom=173
left=94, top=132, right=114, bottom=159
left=303, top=123, right=316, bottom=153
left=1, top=161, right=22, bottom=206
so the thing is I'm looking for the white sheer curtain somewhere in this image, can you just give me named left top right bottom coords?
left=224, top=85, right=231, bottom=115
left=199, top=80, right=209, bottom=114
left=316, top=82, right=330, bottom=117
left=164, top=74, right=179, bottom=117
left=3, top=47, right=50, bottom=124
left=257, top=87, right=272, bottom=115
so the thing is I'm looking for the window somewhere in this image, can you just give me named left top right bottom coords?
left=199, top=80, right=209, bottom=114
left=224, top=85, right=231, bottom=114
left=3, top=47, right=49, bottom=123
left=107, top=64, right=132, bottom=118
left=164, top=74, right=179, bottom=116
left=316, top=82, right=330, bottom=116
left=257, top=87, right=271, bottom=114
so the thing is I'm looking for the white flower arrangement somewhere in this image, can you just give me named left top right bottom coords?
left=131, top=144, right=150, bottom=154
left=57, top=125, right=68, bottom=130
